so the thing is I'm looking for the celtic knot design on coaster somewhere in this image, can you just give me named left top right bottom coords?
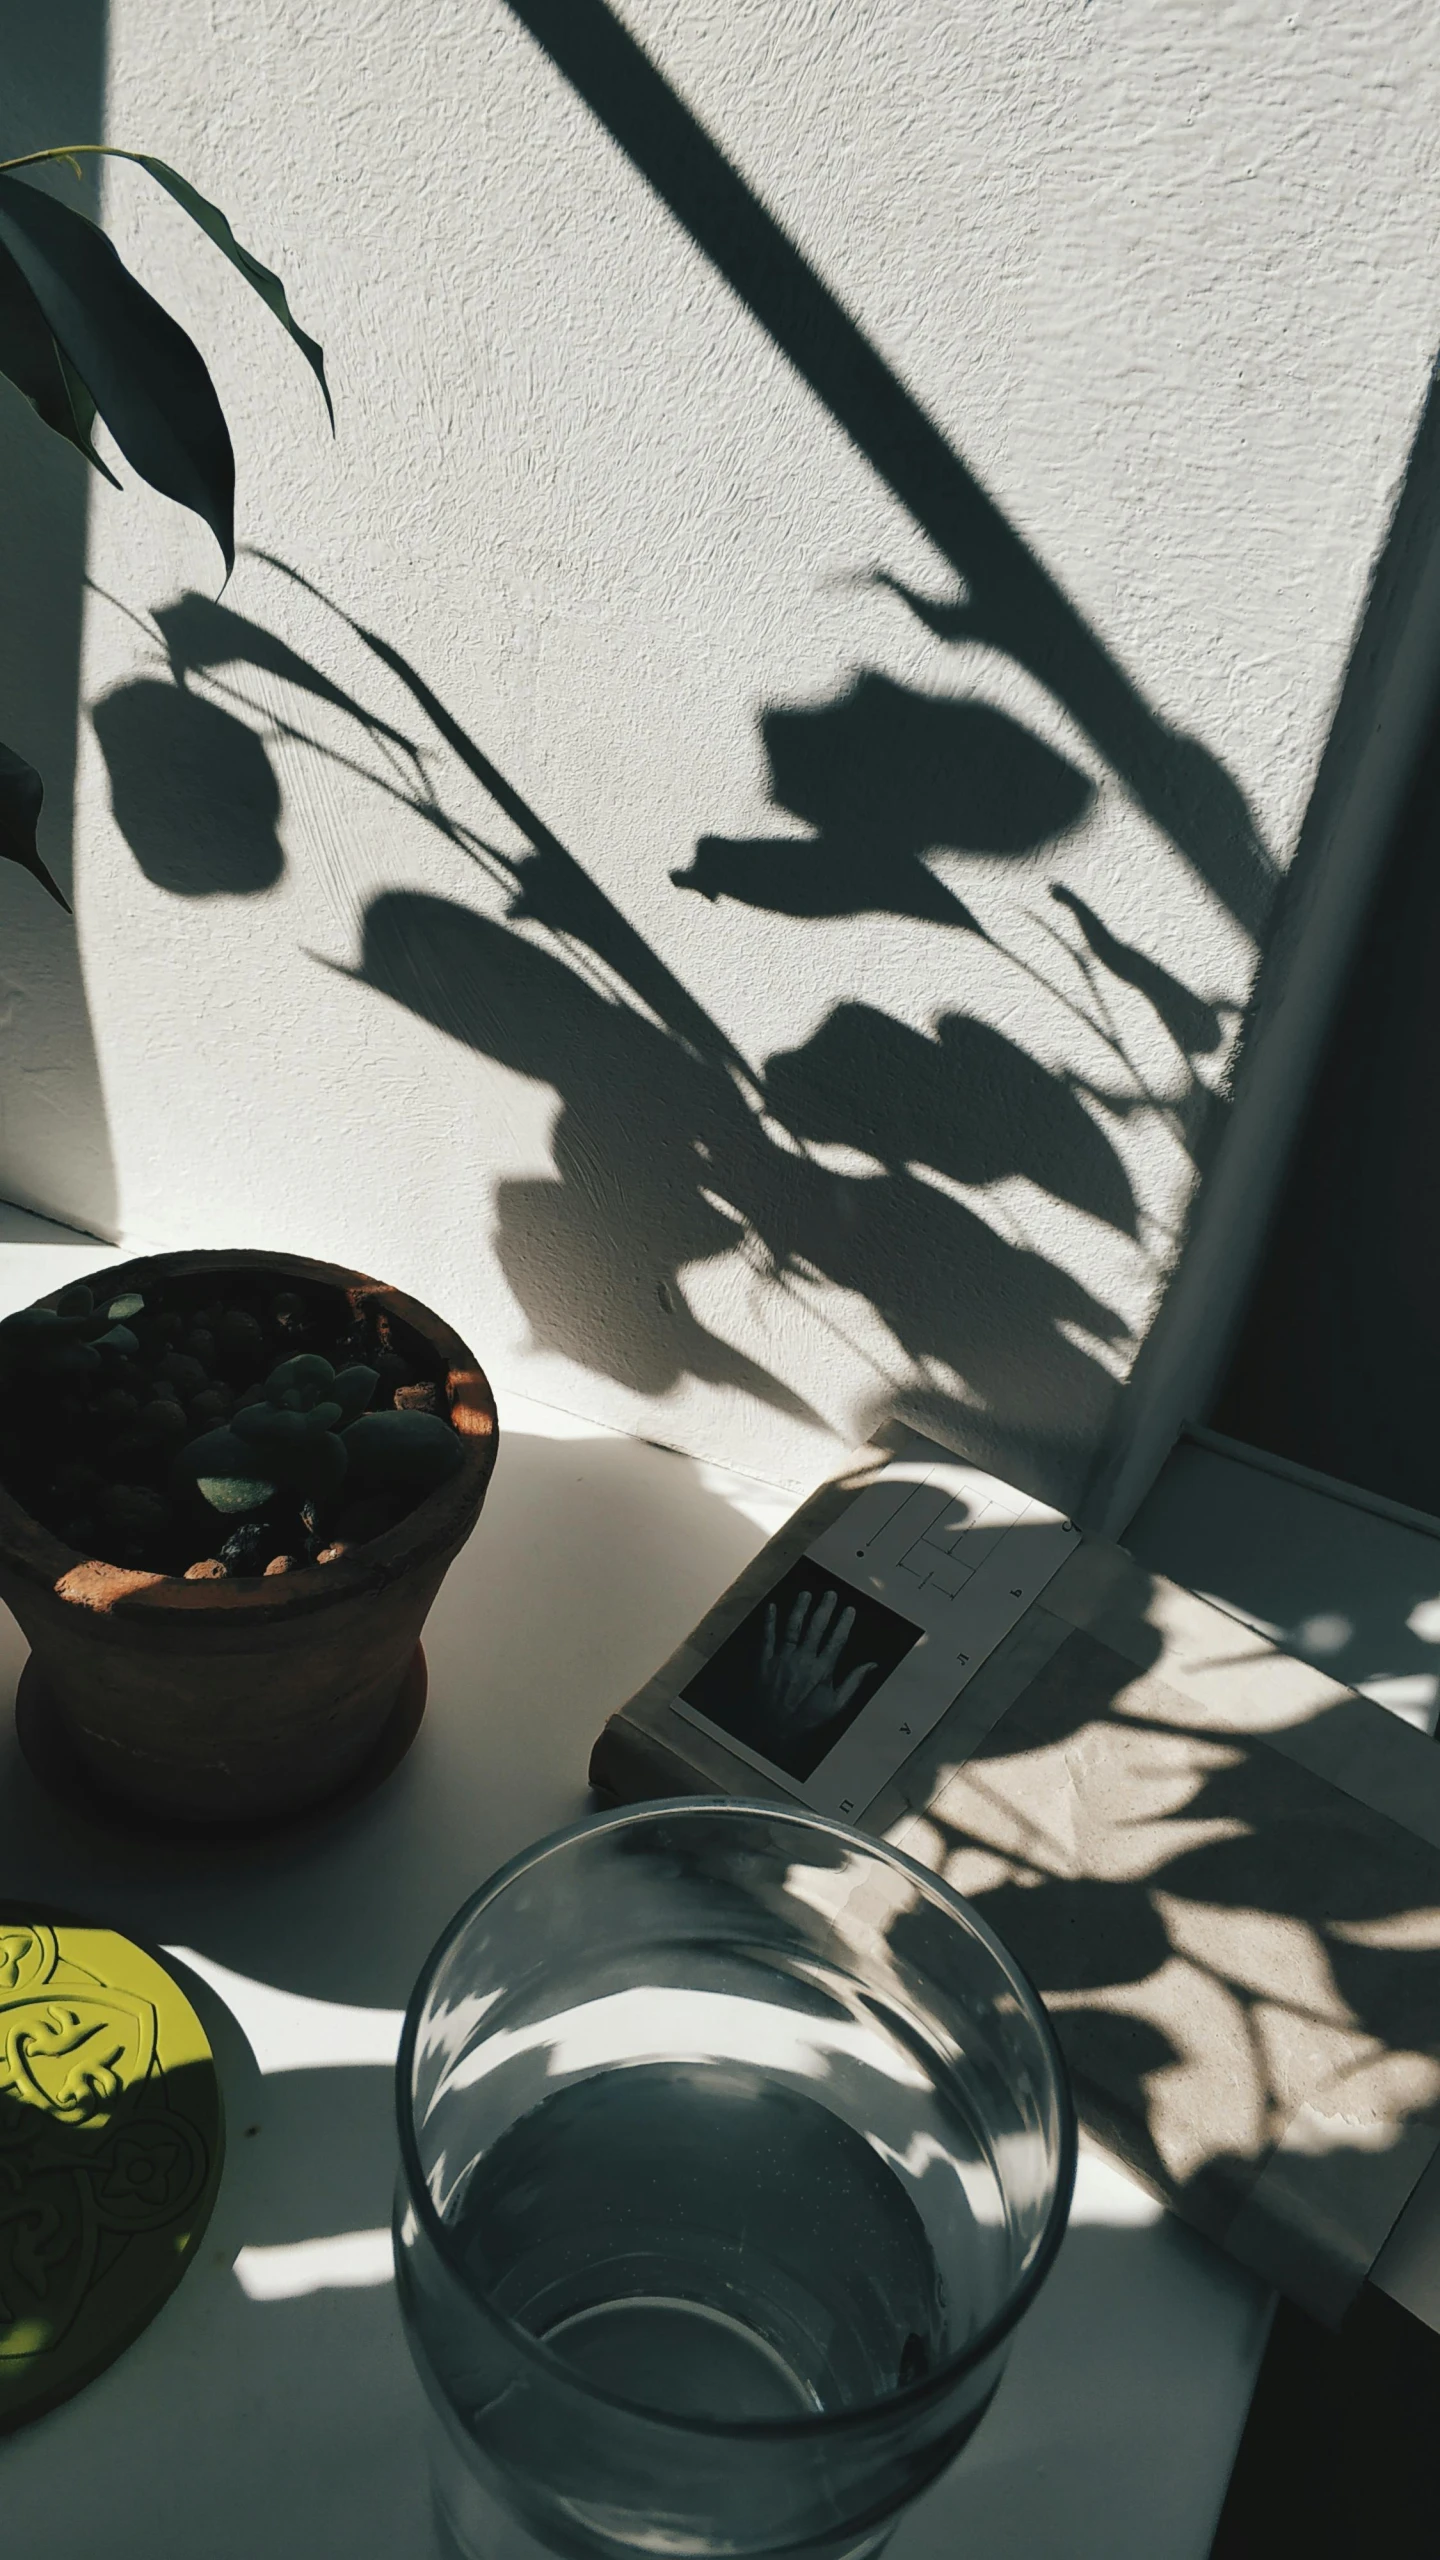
left=0, top=1927, right=58, bottom=1997
left=0, top=1913, right=222, bottom=2429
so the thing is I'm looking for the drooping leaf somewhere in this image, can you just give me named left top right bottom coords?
left=56, top=341, right=114, bottom=475
left=0, top=145, right=332, bottom=425
left=115, top=153, right=333, bottom=428
left=0, top=240, right=120, bottom=479
left=0, top=172, right=235, bottom=571
left=0, top=737, right=69, bottom=907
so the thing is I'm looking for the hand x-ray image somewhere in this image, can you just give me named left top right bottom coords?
left=680, top=1560, right=922, bottom=1782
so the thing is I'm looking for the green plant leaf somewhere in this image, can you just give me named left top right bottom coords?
left=57, top=342, right=109, bottom=463
left=118, top=153, right=333, bottom=429
left=93, top=1322, right=139, bottom=1356
left=232, top=1403, right=308, bottom=1450
left=265, top=1353, right=334, bottom=1402
left=0, top=146, right=332, bottom=426
left=0, top=172, right=235, bottom=571
left=0, top=1307, right=101, bottom=1377
left=227, top=1399, right=348, bottom=1503
left=0, top=240, right=120, bottom=480
left=0, top=738, right=69, bottom=907
left=49, top=1339, right=102, bottom=1377
left=175, top=1424, right=276, bottom=1513
left=329, top=1363, right=378, bottom=1427
left=196, top=1472, right=275, bottom=1515
left=0, top=1306, right=58, bottom=1340
left=343, top=1408, right=463, bottom=1497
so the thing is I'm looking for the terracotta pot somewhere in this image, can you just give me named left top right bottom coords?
left=0, top=1249, right=498, bottom=1823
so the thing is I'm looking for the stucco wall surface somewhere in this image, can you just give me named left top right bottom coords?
left=2, top=0, right=1438, bottom=1502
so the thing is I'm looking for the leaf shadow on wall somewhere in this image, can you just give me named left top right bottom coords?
left=89, top=591, right=425, bottom=899
left=82, top=0, right=1269, bottom=1505
left=673, top=678, right=1095, bottom=929
left=92, top=679, right=285, bottom=897
left=89, top=560, right=1237, bottom=1507
left=503, top=0, right=1277, bottom=946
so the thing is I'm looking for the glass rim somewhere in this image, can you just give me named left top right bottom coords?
left=396, top=1794, right=1077, bottom=2439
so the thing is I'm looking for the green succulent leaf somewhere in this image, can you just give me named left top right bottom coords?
left=0, top=1307, right=59, bottom=1345
left=227, top=1399, right=348, bottom=1502
left=0, top=737, right=68, bottom=907
left=0, top=170, right=236, bottom=572
left=53, top=1284, right=94, bottom=1319
left=93, top=1322, right=139, bottom=1356
left=196, top=1473, right=275, bottom=1516
left=231, top=1402, right=309, bottom=1450
left=329, top=1363, right=379, bottom=1426
left=47, top=1338, right=101, bottom=1376
left=0, top=1310, right=101, bottom=1378
left=105, top=1293, right=145, bottom=1321
left=265, top=1353, right=334, bottom=1407
left=2, top=1299, right=105, bottom=1362
left=343, top=1408, right=463, bottom=1497
left=175, top=1425, right=276, bottom=1514
left=0, top=238, right=120, bottom=480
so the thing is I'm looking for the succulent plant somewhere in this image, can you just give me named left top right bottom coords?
left=0, top=1281, right=146, bottom=1385
left=174, top=1349, right=461, bottom=1522
left=0, top=1270, right=460, bottom=1576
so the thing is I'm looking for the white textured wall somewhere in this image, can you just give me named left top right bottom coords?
left=2, top=0, right=1437, bottom=1501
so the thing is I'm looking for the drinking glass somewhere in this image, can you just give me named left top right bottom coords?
left=395, top=1798, right=1074, bottom=2560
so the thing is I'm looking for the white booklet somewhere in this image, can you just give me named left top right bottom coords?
left=671, top=1449, right=1079, bottom=1820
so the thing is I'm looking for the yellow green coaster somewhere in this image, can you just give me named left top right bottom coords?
left=0, top=1910, right=223, bottom=2430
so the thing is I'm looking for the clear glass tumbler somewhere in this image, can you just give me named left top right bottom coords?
left=395, top=1798, right=1074, bottom=2560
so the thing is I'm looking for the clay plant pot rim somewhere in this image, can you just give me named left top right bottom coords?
left=0, top=1248, right=498, bottom=1627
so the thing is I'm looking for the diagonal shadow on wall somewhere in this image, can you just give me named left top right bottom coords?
left=501, top=0, right=1277, bottom=946
left=82, top=0, right=1271, bottom=1507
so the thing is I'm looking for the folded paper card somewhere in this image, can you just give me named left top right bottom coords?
left=590, top=1429, right=1440, bottom=2324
